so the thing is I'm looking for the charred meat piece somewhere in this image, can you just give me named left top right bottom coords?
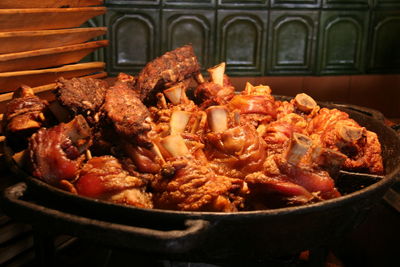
left=3, top=86, right=50, bottom=151
left=135, top=45, right=201, bottom=102
left=55, top=77, right=109, bottom=124
left=28, top=115, right=91, bottom=186
left=75, top=155, right=152, bottom=208
left=103, top=80, right=152, bottom=146
left=152, top=156, right=248, bottom=212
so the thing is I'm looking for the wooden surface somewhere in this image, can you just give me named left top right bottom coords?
left=0, top=0, right=103, bottom=8
left=0, top=7, right=106, bottom=32
left=0, top=27, right=107, bottom=54
left=0, top=62, right=105, bottom=92
left=0, top=40, right=108, bottom=73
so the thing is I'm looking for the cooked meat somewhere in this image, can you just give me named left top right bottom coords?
left=205, top=124, right=268, bottom=178
left=259, top=113, right=308, bottom=156
left=245, top=172, right=315, bottom=209
left=152, top=156, right=248, bottom=212
left=3, top=86, right=50, bottom=151
left=195, top=75, right=235, bottom=108
left=135, top=45, right=201, bottom=102
left=308, top=108, right=384, bottom=174
left=103, top=79, right=152, bottom=146
left=55, top=77, right=108, bottom=124
left=245, top=154, right=340, bottom=209
left=28, top=115, right=91, bottom=186
left=75, top=155, right=152, bottom=208
left=228, top=85, right=277, bottom=126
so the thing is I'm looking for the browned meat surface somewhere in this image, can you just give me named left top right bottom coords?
left=195, top=75, right=235, bottom=108
left=55, top=77, right=108, bottom=123
left=308, top=108, right=384, bottom=174
left=28, top=115, right=91, bottom=186
left=205, top=124, right=268, bottom=178
left=135, top=45, right=201, bottom=101
left=152, top=157, right=248, bottom=212
left=75, top=155, right=152, bottom=208
left=103, top=79, right=152, bottom=146
left=260, top=113, right=308, bottom=156
left=3, top=86, right=50, bottom=150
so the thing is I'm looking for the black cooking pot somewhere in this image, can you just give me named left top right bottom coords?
left=1, top=103, right=400, bottom=264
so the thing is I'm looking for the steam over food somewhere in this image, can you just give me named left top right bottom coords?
left=4, top=45, right=384, bottom=212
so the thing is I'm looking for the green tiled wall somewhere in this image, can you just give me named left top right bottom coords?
left=98, top=0, right=400, bottom=76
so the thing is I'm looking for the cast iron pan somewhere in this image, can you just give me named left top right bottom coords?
left=1, top=102, right=400, bottom=263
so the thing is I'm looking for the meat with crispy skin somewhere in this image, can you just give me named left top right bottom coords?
left=308, top=108, right=384, bottom=174
left=195, top=75, right=236, bottom=108
left=135, top=45, right=201, bottom=102
left=205, top=124, right=268, bottom=178
left=28, top=115, right=91, bottom=186
left=152, top=156, right=248, bottom=211
left=75, top=155, right=152, bottom=208
left=3, top=86, right=50, bottom=150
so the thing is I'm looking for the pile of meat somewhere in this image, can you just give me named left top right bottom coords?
left=3, top=45, right=384, bottom=212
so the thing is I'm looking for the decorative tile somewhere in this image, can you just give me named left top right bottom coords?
left=217, top=10, right=268, bottom=75
left=267, top=10, right=318, bottom=75
left=161, top=9, right=215, bottom=69
left=318, top=10, right=369, bottom=74
left=106, top=8, right=160, bottom=75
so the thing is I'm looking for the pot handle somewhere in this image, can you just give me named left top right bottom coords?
left=1, top=182, right=211, bottom=254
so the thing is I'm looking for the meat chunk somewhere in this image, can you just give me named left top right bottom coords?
left=55, top=77, right=109, bottom=124
left=103, top=79, right=152, bottom=146
left=135, top=45, right=201, bottom=102
left=75, top=156, right=152, bottom=208
left=308, top=108, right=384, bottom=174
left=205, top=124, right=268, bottom=178
left=259, top=113, right=308, bottom=156
left=3, top=86, right=50, bottom=150
left=28, top=115, right=91, bottom=186
left=152, top=157, right=248, bottom=212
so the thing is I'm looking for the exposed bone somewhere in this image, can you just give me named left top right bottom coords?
left=170, top=110, right=191, bottom=135
left=195, top=72, right=205, bottom=84
left=206, top=106, right=228, bottom=133
left=294, top=93, right=317, bottom=113
left=160, top=134, right=189, bottom=157
left=156, top=92, right=168, bottom=109
left=163, top=84, right=183, bottom=105
left=286, top=133, right=312, bottom=165
left=86, top=149, right=92, bottom=160
left=311, top=147, right=346, bottom=176
left=64, top=115, right=91, bottom=153
left=244, top=82, right=254, bottom=94
left=151, top=142, right=166, bottom=164
left=338, top=124, right=363, bottom=142
left=207, top=62, right=226, bottom=86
